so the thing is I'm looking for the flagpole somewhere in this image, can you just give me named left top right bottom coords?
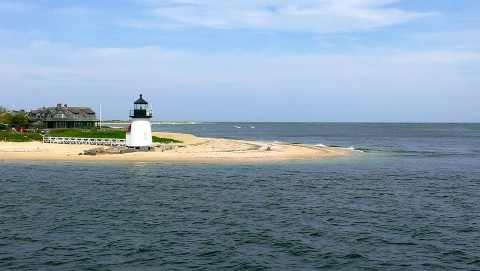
left=99, top=102, right=102, bottom=129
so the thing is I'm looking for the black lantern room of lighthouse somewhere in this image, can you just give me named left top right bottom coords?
left=130, top=94, right=153, bottom=118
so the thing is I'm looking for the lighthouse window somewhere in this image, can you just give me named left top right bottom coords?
left=135, top=104, right=146, bottom=110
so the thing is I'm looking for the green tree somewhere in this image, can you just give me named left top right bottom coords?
left=0, top=106, right=8, bottom=124
left=5, top=113, right=29, bottom=128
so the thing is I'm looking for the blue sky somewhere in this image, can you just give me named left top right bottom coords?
left=1, top=0, right=479, bottom=122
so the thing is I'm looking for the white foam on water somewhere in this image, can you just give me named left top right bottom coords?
left=342, top=146, right=364, bottom=152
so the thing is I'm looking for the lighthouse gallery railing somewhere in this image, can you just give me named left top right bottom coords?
left=43, top=136, right=126, bottom=146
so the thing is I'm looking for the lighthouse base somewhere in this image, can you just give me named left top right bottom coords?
left=125, top=141, right=154, bottom=152
left=125, top=118, right=153, bottom=148
left=132, top=145, right=154, bottom=152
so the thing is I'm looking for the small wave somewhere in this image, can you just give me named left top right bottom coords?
left=345, top=253, right=364, bottom=259
left=334, top=145, right=382, bottom=153
left=338, top=146, right=364, bottom=153
left=354, top=147, right=376, bottom=152
left=313, top=144, right=365, bottom=152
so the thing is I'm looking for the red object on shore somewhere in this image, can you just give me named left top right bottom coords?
left=18, top=127, right=28, bottom=132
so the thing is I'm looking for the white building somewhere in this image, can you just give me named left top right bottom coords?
left=125, top=94, right=153, bottom=149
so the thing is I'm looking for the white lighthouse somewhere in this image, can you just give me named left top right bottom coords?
left=126, top=94, right=153, bottom=149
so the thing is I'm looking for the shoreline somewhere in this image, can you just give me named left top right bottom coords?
left=0, top=132, right=354, bottom=163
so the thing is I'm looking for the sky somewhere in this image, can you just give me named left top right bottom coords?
left=0, top=0, right=479, bottom=122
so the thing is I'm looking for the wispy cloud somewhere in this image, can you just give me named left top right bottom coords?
left=1, top=1, right=478, bottom=121
left=131, top=0, right=431, bottom=32
left=2, top=40, right=478, bottom=121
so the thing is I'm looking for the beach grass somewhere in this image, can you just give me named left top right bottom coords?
left=0, top=131, right=43, bottom=142
left=50, top=129, right=125, bottom=139
left=152, top=136, right=182, bottom=144
left=51, top=129, right=182, bottom=143
left=1, top=129, right=182, bottom=144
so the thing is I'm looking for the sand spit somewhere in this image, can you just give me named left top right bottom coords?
left=0, top=132, right=353, bottom=163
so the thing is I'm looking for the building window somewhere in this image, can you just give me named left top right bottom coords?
left=73, top=113, right=79, bottom=119
left=54, top=113, right=67, bottom=119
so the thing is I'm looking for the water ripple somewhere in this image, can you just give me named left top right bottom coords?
left=2, top=150, right=480, bottom=270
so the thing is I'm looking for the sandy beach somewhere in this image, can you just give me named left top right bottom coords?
left=0, top=132, right=353, bottom=163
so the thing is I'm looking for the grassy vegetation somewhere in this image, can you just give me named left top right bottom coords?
left=50, top=129, right=125, bottom=138
left=1, top=129, right=182, bottom=144
left=152, top=136, right=183, bottom=144
left=50, top=129, right=181, bottom=143
left=0, top=131, right=43, bottom=142
left=152, top=136, right=182, bottom=144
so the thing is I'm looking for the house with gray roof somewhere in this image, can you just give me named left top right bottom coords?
left=29, top=103, right=99, bottom=129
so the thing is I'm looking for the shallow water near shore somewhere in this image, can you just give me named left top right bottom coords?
left=1, top=123, right=479, bottom=270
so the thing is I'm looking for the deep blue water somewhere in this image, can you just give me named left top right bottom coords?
left=1, top=123, right=479, bottom=270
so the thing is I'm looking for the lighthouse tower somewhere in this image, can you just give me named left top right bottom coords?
left=126, top=94, right=153, bottom=149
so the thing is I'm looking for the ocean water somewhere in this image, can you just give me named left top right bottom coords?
left=1, top=123, right=479, bottom=270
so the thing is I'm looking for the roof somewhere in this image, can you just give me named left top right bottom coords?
left=28, top=106, right=98, bottom=122
left=134, top=94, right=148, bottom=104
